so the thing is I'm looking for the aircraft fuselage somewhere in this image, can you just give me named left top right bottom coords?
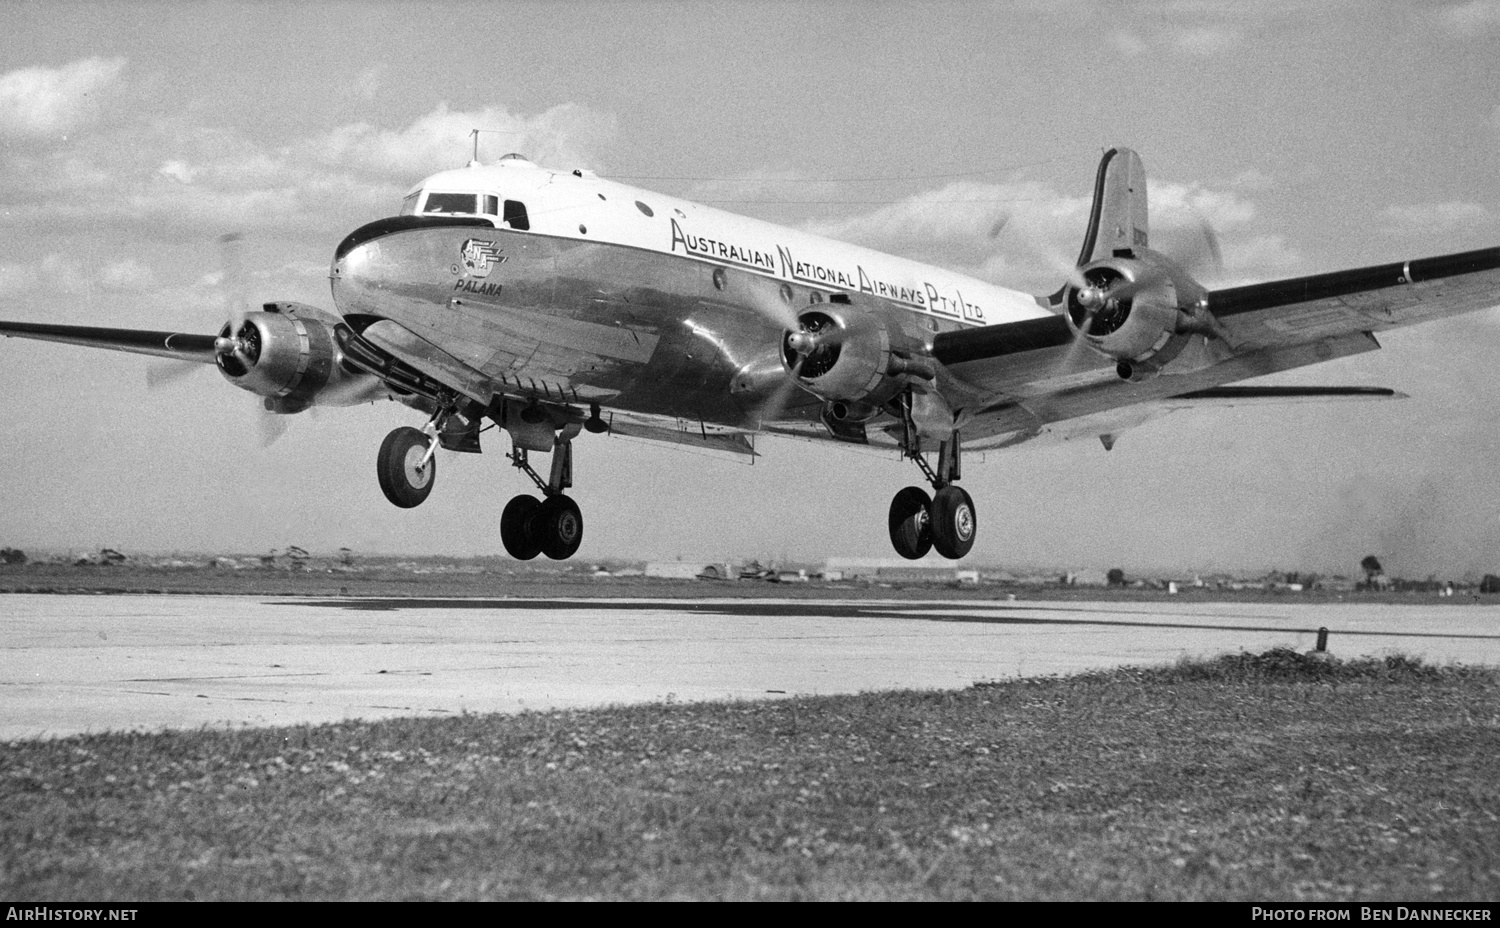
left=328, top=154, right=1048, bottom=436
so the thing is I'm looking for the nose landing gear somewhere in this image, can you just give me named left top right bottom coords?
left=377, top=425, right=437, bottom=509
left=376, top=397, right=587, bottom=561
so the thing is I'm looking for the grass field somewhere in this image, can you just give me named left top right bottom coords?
left=3, top=649, right=1497, bottom=901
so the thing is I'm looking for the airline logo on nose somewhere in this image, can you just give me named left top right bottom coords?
left=459, top=239, right=507, bottom=278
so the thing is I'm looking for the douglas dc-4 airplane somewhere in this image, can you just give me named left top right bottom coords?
left=3, top=148, right=1498, bottom=561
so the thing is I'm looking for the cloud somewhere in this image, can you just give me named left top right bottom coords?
left=0, top=253, right=154, bottom=297
left=97, top=258, right=157, bottom=293
left=1108, top=30, right=1149, bottom=56
left=310, top=101, right=619, bottom=177
left=352, top=66, right=382, bottom=101
left=799, top=174, right=1291, bottom=292
left=1, top=98, right=619, bottom=242
left=1435, top=0, right=1500, bottom=36
left=0, top=57, right=125, bottom=138
left=1170, top=25, right=1241, bottom=55
left=1380, top=201, right=1498, bottom=239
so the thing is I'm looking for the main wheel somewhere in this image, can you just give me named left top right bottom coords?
left=930, top=485, right=976, bottom=559
left=533, top=495, right=584, bottom=560
left=888, top=486, right=933, bottom=560
left=500, top=494, right=542, bottom=560
left=377, top=427, right=435, bottom=508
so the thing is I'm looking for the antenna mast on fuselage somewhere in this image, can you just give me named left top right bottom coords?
left=467, top=128, right=509, bottom=167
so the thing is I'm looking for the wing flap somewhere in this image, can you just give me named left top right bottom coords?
left=0, top=321, right=220, bottom=362
left=603, top=412, right=758, bottom=459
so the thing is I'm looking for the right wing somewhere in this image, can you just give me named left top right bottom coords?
left=0, top=321, right=220, bottom=363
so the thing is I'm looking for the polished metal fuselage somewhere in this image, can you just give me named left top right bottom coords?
left=330, top=222, right=950, bottom=439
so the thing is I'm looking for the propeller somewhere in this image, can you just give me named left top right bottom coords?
left=749, top=353, right=809, bottom=426
left=737, top=318, right=835, bottom=426
left=1047, top=215, right=1228, bottom=379
left=144, top=231, right=299, bottom=445
left=213, top=232, right=255, bottom=363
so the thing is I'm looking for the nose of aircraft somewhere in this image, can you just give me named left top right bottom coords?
left=329, top=215, right=494, bottom=318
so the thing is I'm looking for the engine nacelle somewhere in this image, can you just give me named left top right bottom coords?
left=782, top=304, right=904, bottom=407
left=1064, top=258, right=1191, bottom=380
left=216, top=303, right=381, bottom=412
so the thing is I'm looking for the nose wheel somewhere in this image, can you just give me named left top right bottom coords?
left=377, top=426, right=436, bottom=508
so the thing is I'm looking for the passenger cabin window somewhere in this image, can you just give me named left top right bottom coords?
left=503, top=200, right=530, bottom=231
left=423, top=192, right=478, bottom=214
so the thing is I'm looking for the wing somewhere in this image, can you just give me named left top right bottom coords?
left=0, top=320, right=220, bottom=362
left=931, top=246, right=1500, bottom=446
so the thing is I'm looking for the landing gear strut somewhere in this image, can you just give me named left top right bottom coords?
left=500, top=435, right=584, bottom=561
left=888, top=422, right=976, bottom=560
left=376, top=397, right=589, bottom=561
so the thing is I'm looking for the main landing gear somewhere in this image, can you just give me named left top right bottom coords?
left=888, top=430, right=976, bottom=561
left=498, top=440, right=582, bottom=561
left=375, top=401, right=586, bottom=561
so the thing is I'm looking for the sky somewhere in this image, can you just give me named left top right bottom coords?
left=1, top=0, right=1499, bottom=577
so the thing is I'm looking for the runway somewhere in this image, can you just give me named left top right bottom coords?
left=3, top=593, right=1498, bottom=741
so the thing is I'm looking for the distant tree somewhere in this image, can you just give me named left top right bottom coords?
left=1360, top=555, right=1383, bottom=579
left=1107, top=568, right=1126, bottom=587
left=0, top=547, right=26, bottom=565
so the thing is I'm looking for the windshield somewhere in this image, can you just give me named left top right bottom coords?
left=423, top=192, right=478, bottom=214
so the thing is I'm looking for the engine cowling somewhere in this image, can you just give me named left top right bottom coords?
left=1064, top=258, right=1191, bottom=381
left=782, top=304, right=906, bottom=407
left=216, top=303, right=382, bottom=412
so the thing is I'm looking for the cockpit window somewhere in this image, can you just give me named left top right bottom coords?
left=400, top=192, right=420, bottom=216
left=503, top=200, right=530, bottom=231
left=423, top=192, right=478, bottom=214
left=484, top=195, right=499, bottom=216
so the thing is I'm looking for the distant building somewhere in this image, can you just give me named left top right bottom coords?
left=644, top=562, right=707, bottom=580
left=822, top=557, right=974, bottom=583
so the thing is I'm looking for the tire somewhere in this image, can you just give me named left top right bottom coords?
left=500, top=494, right=542, bottom=560
left=377, top=427, right=435, bottom=508
left=888, top=486, right=933, bottom=560
left=534, top=495, right=584, bottom=560
left=930, top=485, right=976, bottom=560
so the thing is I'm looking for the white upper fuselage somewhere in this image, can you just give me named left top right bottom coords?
left=401, top=154, right=1049, bottom=330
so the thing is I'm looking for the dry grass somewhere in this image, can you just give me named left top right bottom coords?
left=3, top=650, right=1497, bottom=901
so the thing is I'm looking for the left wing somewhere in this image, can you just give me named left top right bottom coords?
left=932, top=245, right=1500, bottom=433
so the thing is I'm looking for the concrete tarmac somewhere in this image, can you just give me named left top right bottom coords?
left=3, top=594, right=1498, bottom=740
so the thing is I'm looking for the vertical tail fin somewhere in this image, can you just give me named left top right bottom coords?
left=1075, top=147, right=1148, bottom=265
